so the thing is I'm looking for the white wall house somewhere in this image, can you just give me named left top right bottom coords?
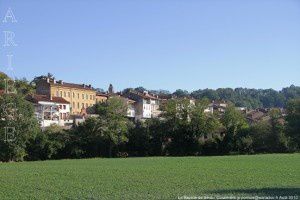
left=26, top=95, right=72, bottom=128
left=127, top=104, right=135, bottom=118
left=123, top=91, right=161, bottom=120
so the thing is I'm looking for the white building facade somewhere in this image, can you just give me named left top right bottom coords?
left=123, top=91, right=161, bottom=120
left=27, top=95, right=72, bottom=128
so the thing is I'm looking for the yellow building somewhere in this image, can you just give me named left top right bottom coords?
left=96, top=92, right=108, bottom=103
left=36, top=78, right=96, bottom=114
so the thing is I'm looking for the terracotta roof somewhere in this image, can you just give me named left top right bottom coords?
left=246, top=110, right=266, bottom=122
left=42, top=78, right=94, bottom=91
left=26, top=94, right=70, bottom=104
left=96, top=92, right=109, bottom=97
left=109, top=93, right=136, bottom=104
left=51, top=82, right=94, bottom=91
left=131, top=91, right=159, bottom=100
left=121, top=96, right=136, bottom=104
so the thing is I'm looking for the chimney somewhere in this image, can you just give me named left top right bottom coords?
left=46, top=78, right=50, bottom=83
left=53, top=78, right=56, bottom=84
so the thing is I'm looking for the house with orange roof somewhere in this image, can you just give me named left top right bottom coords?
left=26, top=94, right=72, bottom=128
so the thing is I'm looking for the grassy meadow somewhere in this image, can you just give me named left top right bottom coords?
left=0, top=154, right=299, bottom=199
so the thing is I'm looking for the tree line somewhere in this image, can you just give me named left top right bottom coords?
left=0, top=94, right=299, bottom=162
left=0, top=72, right=299, bottom=161
left=149, top=85, right=300, bottom=109
left=2, top=72, right=300, bottom=109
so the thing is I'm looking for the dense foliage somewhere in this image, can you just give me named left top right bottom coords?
left=125, top=85, right=300, bottom=109
left=0, top=72, right=299, bottom=161
left=0, top=93, right=40, bottom=161
left=2, top=96, right=299, bottom=162
left=190, top=86, right=300, bottom=109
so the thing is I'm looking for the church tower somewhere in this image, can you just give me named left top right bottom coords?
left=108, top=84, right=114, bottom=94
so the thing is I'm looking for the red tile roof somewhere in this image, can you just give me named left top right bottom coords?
left=26, top=94, right=70, bottom=104
left=96, top=92, right=109, bottom=97
left=131, top=91, right=159, bottom=100
left=52, top=82, right=94, bottom=91
left=48, top=80, right=94, bottom=91
left=42, top=78, right=94, bottom=91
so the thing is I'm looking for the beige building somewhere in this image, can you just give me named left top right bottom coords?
left=36, top=78, right=96, bottom=114
left=96, top=92, right=108, bottom=103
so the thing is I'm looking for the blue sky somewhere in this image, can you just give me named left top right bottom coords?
left=0, top=0, right=299, bottom=92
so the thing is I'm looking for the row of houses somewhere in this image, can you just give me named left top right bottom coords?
left=1, top=77, right=280, bottom=129
left=25, top=77, right=167, bottom=128
left=27, top=77, right=232, bottom=128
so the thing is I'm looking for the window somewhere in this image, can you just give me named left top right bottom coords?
left=73, top=102, right=75, bottom=108
left=68, top=92, right=70, bottom=97
left=82, top=103, right=84, bottom=108
left=63, top=105, right=66, bottom=109
left=56, top=91, right=59, bottom=97
left=64, top=92, right=66, bottom=97
left=86, top=94, right=88, bottom=99
left=82, top=94, right=84, bottom=99
left=77, top=93, right=79, bottom=99
left=73, top=92, right=75, bottom=98
left=77, top=102, right=80, bottom=109
left=86, top=103, right=88, bottom=108
left=90, top=95, right=92, bottom=100
left=60, top=91, right=63, bottom=97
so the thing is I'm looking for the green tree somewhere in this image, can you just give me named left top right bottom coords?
left=15, top=78, right=35, bottom=96
left=269, top=109, right=288, bottom=152
left=161, top=99, right=195, bottom=155
left=0, top=93, right=39, bottom=161
left=190, top=99, right=222, bottom=139
left=173, top=89, right=190, bottom=98
left=249, top=121, right=272, bottom=153
left=286, top=99, right=300, bottom=150
left=95, top=97, right=132, bottom=157
left=221, top=105, right=249, bottom=153
left=31, top=73, right=54, bottom=86
left=27, top=125, right=68, bottom=160
left=0, top=72, right=9, bottom=90
left=67, top=117, right=103, bottom=158
left=134, top=86, right=147, bottom=93
left=127, top=121, right=150, bottom=156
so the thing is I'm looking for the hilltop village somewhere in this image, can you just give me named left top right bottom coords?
left=14, top=76, right=284, bottom=129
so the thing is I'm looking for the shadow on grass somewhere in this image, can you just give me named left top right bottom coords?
left=211, top=188, right=300, bottom=196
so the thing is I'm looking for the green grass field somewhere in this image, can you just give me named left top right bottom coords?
left=0, top=154, right=299, bottom=199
